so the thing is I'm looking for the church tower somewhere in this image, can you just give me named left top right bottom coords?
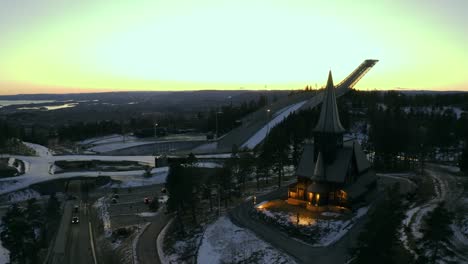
left=313, top=71, right=345, bottom=163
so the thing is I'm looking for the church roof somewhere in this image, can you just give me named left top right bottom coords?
left=314, top=71, right=345, bottom=133
left=311, top=152, right=325, bottom=180
left=296, top=140, right=368, bottom=184
left=344, top=170, right=376, bottom=198
left=353, top=142, right=371, bottom=173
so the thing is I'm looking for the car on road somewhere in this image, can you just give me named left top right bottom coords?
left=158, top=195, right=168, bottom=204
left=74, top=205, right=79, bottom=213
left=71, top=216, right=79, bottom=224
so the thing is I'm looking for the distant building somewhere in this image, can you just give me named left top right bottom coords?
left=287, top=71, right=376, bottom=211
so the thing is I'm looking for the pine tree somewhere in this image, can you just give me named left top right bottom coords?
left=350, top=185, right=413, bottom=264
left=418, top=203, right=454, bottom=263
left=1, top=204, right=36, bottom=264
left=459, top=141, right=468, bottom=173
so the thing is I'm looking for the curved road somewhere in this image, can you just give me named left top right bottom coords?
left=136, top=211, right=170, bottom=264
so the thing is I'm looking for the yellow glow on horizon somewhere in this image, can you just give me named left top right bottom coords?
left=0, top=0, right=467, bottom=94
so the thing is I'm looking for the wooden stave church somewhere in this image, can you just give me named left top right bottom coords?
left=287, top=71, right=377, bottom=210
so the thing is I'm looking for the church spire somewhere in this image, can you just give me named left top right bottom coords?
left=313, top=71, right=345, bottom=133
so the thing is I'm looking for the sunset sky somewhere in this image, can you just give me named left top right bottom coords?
left=0, top=0, right=467, bottom=95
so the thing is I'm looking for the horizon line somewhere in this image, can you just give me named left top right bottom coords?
left=1, top=88, right=468, bottom=97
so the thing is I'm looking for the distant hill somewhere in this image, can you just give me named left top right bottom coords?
left=0, top=90, right=293, bottom=105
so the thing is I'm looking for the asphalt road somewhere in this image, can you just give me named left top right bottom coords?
left=229, top=187, right=378, bottom=264
left=136, top=210, right=170, bottom=264
left=64, top=180, right=95, bottom=264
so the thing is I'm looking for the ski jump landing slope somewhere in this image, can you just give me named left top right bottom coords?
left=197, top=60, right=378, bottom=153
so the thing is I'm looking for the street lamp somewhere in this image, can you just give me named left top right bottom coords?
left=153, top=123, right=159, bottom=156
left=215, top=111, right=223, bottom=139
left=154, top=123, right=159, bottom=138
left=266, top=109, right=271, bottom=136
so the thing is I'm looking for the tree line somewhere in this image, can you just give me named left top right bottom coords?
left=1, top=194, right=61, bottom=264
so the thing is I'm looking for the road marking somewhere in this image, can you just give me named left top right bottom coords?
left=88, top=221, right=98, bottom=264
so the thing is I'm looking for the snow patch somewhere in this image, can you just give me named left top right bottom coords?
left=2, top=188, right=41, bottom=203
left=93, top=197, right=112, bottom=237
left=257, top=206, right=369, bottom=247
left=197, top=216, right=295, bottom=264
left=241, top=100, right=307, bottom=149
left=88, top=141, right=154, bottom=153
left=79, top=134, right=137, bottom=145
left=23, top=142, right=53, bottom=157
left=137, top=212, right=158, bottom=217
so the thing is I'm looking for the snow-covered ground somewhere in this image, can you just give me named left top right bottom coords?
left=400, top=164, right=468, bottom=262
left=437, top=164, right=461, bottom=173
left=137, top=212, right=158, bottom=217
left=197, top=216, right=295, bottom=264
left=241, top=100, right=308, bottom=149
left=256, top=206, right=368, bottom=247
left=106, top=167, right=169, bottom=188
left=192, top=142, right=218, bottom=152
left=0, top=142, right=157, bottom=195
left=93, top=197, right=112, bottom=237
left=78, top=134, right=157, bottom=153
left=23, top=142, right=53, bottom=157
left=194, top=153, right=233, bottom=159
left=0, top=222, right=9, bottom=264
left=88, top=141, right=155, bottom=153
left=194, top=162, right=222, bottom=169
left=79, top=134, right=138, bottom=146
left=0, top=188, right=41, bottom=203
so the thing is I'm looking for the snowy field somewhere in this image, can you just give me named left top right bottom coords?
left=78, top=134, right=157, bottom=153
left=93, top=197, right=112, bottom=237
left=0, top=188, right=41, bottom=203
left=105, top=167, right=169, bottom=188
left=79, top=134, right=138, bottom=146
left=0, top=142, right=158, bottom=195
left=0, top=141, right=222, bottom=194
left=197, top=216, right=295, bottom=264
left=241, top=100, right=307, bottom=149
left=191, top=142, right=218, bottom=152
left=88, top=141, right=155, bottom=153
